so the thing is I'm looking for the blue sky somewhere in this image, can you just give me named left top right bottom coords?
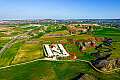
left=0, top=0, right=120, bottom=19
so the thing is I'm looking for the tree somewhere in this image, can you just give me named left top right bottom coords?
left=61, top=25, right=67, bottom=30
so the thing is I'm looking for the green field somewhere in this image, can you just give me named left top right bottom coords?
left=0, top=60, right=120, bottom=80
left=0, top=42, right=22, bottom=67
left=12, top=41, right=44, bottom=64
left=0, top=38, right=11, bottom=50
left=64, top=44, right=95, bottom=61
left=0, top=26, right=120, bottom=80
left=40, top=30, right=103, bottom=61
left=93, top=28, right=120, bottom=41
left=93, top=28, right=120, bottom=59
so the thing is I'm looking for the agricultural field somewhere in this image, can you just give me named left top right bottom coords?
left=0, top=42, right=22, bottom=67
left=12, top=40, right=44, bottom=64
left=40, top=30, right=69, bottom=43
left=0, top=25, right=44, bottom=67
left=64, top=44, right=95, bottom=61
left=0, top=24, right=120, bottom=80
left=47, top=30, right=69, bottom=35
left=0, top=26, right=24, bottom=37
left=0, top=25, right=120, bottom=63
left=0, top=38, right=11, bottom=50
left=0, top=60, right=120, bottom=80
left=1, top=0, right=120, bottom=79
left=93, top=28, right=120, bottom=41
left=66, top=34, right=95, bottom=41
left=40, top=30, right=100, bottom=61
left=93, top=28, right=120, bottom=59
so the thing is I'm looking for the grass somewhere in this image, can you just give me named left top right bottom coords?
left=0, top=27, right=120, bottom=80
left=40, top=36, right=68, bottom=44
left=0, top=38, right=11, bottom=50
left=12, top=41, right=44, bottom=64
left=41, top=30, right=69, bottom=39
left=0, top=60, right=120, bottom=80
left=41, top=31, right=97, bottom=61
left=0, top=42, right=22, bottom=67
left=0, top=27, right=24, bottom=37
left=64, top=44, right=95, bottom=61
left=47, top=30, right=69, bottom=35
left=93, top=28, right=120, bottom=59
left=111, top=42, right=120, bottom=58
left=0, top=61, right=89, bottom=80
left=67, top=34, right=95, bottom=41
left=93, top=28, right=120, bottom=41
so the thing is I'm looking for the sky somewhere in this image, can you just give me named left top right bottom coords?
left=0, top=0, right=120, bottom=20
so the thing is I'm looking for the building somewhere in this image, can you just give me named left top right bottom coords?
left=43, top=44, right=69, bottom=59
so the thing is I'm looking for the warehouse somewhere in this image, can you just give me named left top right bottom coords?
left=43, top=44, right=69, bottom=59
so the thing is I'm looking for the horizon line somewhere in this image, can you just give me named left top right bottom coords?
left=1, top=18, right=120, bottom=21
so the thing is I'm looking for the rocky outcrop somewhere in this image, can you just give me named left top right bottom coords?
left=72, top=73, right=96, bottom=80
left=93, top=58, right=120, bottom=71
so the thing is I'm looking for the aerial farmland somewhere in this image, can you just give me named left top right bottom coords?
left=0, top=19, right=120, bottom=80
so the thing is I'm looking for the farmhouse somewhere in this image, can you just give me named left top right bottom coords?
left=43, top=44, right=69, bottom=59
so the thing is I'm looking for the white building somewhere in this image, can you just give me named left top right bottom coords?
left=43, top=44, right=69, bottom=58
